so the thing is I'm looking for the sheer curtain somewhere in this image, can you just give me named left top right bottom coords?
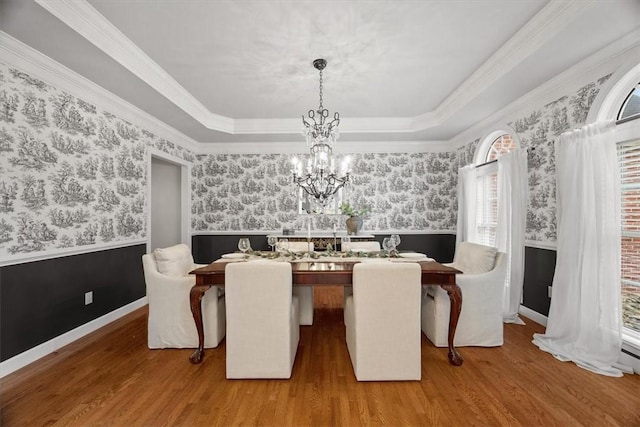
left=532, top=121, right=627, bottom=377
left=496, top=150, right=528, bottom=324
left=455, top=165, right=477, bottom=248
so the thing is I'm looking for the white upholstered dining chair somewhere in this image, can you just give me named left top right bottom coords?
left=341, top=241, right=381, bottom=252
left=344, top=262, right=422, bottom=381
left=142, top=243, right=225, bottom=349
left=276, top=241, right=314, bottom=252
left=421, top=241, right=507, bottom=347
left=341, top=241, right=382, bottom=305
left=225, top=261, right=300, bottom=379
left=276, top=240, right=315, bottom=325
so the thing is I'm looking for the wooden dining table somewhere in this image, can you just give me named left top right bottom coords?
left=189, top=258, right=464, bottom=366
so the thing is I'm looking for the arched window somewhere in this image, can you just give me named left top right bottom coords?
left=618, top=83, right=640, bottom=121
left=476, top=134, right=517, bottom=246
left=616, top=84, right=640, bottom=338
left=486, top=134, right=517, bottom=162
left=588, top=62, right=640, bottom=349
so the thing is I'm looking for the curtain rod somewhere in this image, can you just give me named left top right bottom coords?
left=475, top=147, right=534, bottom=169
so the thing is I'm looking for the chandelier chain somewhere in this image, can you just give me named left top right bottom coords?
left=318, top=69, right=324, bottom=111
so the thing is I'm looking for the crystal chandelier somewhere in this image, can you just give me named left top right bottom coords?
left=292, top=58, right=350, bottom=207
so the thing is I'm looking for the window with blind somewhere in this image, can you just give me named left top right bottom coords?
left=475, top=134, right=516, bottom=246
left=618, top=139, right=640, bottom=336
left=476, top=169, right=498, bottom=246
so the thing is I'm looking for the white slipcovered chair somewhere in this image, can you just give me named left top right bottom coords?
left=344, top=262, right=422, bottom=381
left=225, top=261, right=300, bottom=379
left=276, top=241, right=314, bottom=252
left=276, top=241, right=315, bottom=326
left=341, top=241, right=381, bottom=304
left=142, top=244, right=225, bottom=349
left=341, top=241, right=381, bottom=252
left=421, top=241, right=507, bottom=347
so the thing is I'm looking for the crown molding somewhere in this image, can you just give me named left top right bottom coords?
left=0, top=32, right=200, bottom=154
left=34, top=0, right=234, bottom=133
left=421, top=0, right=595, bottom=132
left=34, top=0, right=595, bottom=136
left=197, top=140, right=452, bottom=155
left=449, top=27, right=640, bottom=149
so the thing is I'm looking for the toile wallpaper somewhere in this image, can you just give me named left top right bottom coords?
left=0, top=59, right=614, bottom=260
left=191, top=151, right=458, bottom=232
left=455, top=74, right=612, bottom=243
left=0, top=62, right=195, bottom=260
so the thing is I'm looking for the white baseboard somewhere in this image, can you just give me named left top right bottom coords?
left=0, top=297, right=148, bottom=378
left=619, top=349, right=640, bottom=375
left=519, top=305, right=548, bottom=326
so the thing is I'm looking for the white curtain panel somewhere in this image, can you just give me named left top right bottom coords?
left=455, top=165, right=478, bottom=248
left=533, top=120, right=627, bottom=377
left=496, top=150, right=528, bottom=324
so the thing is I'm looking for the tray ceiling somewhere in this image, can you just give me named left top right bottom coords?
left=0, top=0, right=638, bottom=145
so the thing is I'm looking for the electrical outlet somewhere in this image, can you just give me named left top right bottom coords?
left=547, top=286, right=552, bottom=298
left=85, top=291, right=93, bottom=305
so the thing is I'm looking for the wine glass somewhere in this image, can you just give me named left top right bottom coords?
left=390, top=234, right=401, bottom=249
left=267, top=236, right=277, bottom=252
left=382, top=237, right=394, bottom=256
left=238, top=238, right=251, bottom=257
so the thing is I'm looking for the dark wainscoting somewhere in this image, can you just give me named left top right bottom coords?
left=523, top=246, right=557, bottom=317
left=192, top=233, right=457, bottom=264
left=0, top=244, right=146, bottom=362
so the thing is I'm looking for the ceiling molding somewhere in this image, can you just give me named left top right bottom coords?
left=34, top=0, right=595, bottom=136
left=0, top=31, right=450, bottom=156
left=0, top=31, right=200, bottom=154
left=233, top=117, right=416, bottom=134
left=449, top=27, right=640, bottom=149
left=424, top=0, right=595, bottom=131
left=35, top=0, right=234, bottom=133
left=197, top=140, right=452, bottom=155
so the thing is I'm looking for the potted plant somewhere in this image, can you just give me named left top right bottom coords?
left=339, top=202, right=371, bottom=235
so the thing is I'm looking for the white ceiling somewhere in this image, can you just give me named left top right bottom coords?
left=1, top=0, right=639, bottom=145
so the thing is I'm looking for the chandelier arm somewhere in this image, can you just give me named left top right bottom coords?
left=294, top=58, right=348, bottom=207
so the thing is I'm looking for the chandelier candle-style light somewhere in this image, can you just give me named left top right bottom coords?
left=292, top=58, right=350, bottom=207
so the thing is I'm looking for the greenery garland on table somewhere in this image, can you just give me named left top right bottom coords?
left=245, top=246, right=399, bottom=260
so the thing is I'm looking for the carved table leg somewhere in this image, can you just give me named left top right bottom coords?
left=189, top=284, right=212, bottom=364
left=440, top=283, right=464, bottom=366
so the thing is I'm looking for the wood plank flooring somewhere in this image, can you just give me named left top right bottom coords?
left=1, top=286, right=639, bottom=426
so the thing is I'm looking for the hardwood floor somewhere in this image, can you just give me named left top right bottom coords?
left=2, top=286, right=639, bottom=426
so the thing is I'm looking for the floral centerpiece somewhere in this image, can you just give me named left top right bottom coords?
left=339, top=202, right=371, bottom=235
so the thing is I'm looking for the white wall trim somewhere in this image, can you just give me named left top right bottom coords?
left=0, top=31, right=199, bottom=154
left=519, top=305, right=548, bottom=327
left=197, top=140, right=452, bottom=155
left=0, top=240, right=147, bottom=267
left=0, top=297, right=147, bottom=379
left=525, top=240, right=557, bottom=251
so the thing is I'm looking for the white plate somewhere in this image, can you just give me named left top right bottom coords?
left=398, top=252, right=427, bottom=259
left=221, top=253, right=246, bottom=259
